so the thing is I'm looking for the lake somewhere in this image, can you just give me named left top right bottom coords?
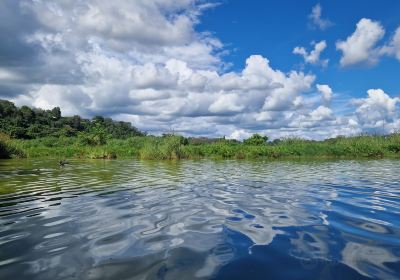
left=0, top=159, right=399, bottom=279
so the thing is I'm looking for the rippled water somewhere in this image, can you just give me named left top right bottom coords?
left=0, top=159, right=400, bottom=279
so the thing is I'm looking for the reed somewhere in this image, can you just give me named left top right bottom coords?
left=3, top=134, right=400, bottom=160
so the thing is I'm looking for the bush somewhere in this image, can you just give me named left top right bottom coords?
left=78, top=124, right=108, bottom=146
left=139, top=135, right=187, bottom=159
left=243, top=134, right=268, bottom=145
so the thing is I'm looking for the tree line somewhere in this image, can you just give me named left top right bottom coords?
left=0, top=99, right=144, bottom=141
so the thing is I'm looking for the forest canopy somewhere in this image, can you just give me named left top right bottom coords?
left=0, top=99, right=144, bottom=140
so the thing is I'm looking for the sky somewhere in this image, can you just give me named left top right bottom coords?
left=0, top=0, right=399, bottom=140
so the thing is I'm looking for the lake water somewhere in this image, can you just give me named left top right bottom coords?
left=0, top=159, right=399, bottom=279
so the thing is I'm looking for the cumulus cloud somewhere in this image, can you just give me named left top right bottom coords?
left=336, top=18, right=385, bottom=67
left=1, top=0, right=398, bottom=140
left=352, top=89, right=399, bottom=131
left=309, top=106, right=333, bottom=121
left=228, top=129, right=252, bottom=141
left=308, top=4, right=332, bottom=30
left=337, top=19, right=400, bottom=67
left=316, top=84, right=333, bottom=103
left=293, top=40, right=328, bottom=66
left=391, top=28, right=400, bottom=60
left=25, top=0, right=194, bottom=48
left=381, top=27, right=400, bottom=61
left=31, top=85, right=92, bottom=116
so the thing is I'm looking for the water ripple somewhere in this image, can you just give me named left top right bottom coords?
left=0, top=159, right=400, bottom=279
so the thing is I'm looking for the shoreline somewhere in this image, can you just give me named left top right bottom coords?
left=2, top=135, right=400, bottom=160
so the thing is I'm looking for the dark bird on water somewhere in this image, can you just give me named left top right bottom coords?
left=59, top=160, right=68, bottom=167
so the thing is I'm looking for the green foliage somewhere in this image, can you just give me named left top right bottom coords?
left=78, top=123, right=109, bottom=146
left=139, top=135, right=188, bottom=160
left=0, top=99, right=143, bottom=140
left=3, top=133, right=400, bottom=160
left=1, top=99, right=400, bottom=161
left=0, top=133, right=25, bottom=158
left=51, top=107, right=61, bottom=120
left=243, top=134, right=268, bottom=145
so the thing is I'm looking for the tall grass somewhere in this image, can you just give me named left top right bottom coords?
left=0, top=133, right=25, bottom=158
left=3, top=133, right=400, bottom=160
left=139, top=136, right=187, bottom=160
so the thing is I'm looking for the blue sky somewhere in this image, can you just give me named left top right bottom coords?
left=0, top=0, right=399, bottom=139
left=198, top=0, right=400, bottom=97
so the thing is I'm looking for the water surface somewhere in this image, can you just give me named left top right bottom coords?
left=0, top=159, right=399, bottom=279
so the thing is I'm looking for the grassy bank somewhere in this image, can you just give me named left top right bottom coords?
left=2, top=99, right=399, bottom=160
left=3, top=134, right=400, bottom=160
left=0, top=134, right=26, bottom=159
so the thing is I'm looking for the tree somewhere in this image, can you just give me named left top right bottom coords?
left=0, top=99, right=143, bottom=139
left=9, top=126, right=28, bottom=139
left=72, top=115, right=82, bottom=130
left=91, top=123, right=108, bottom=145
left=243, top=134, right=268, bottom=145
left=92, top=116, right=104, bottom=124
left=0, top=100, right=17, bottom=117
left=51, top=107, right=61, bottom=120
left=20, top=106, right=35, bottom=126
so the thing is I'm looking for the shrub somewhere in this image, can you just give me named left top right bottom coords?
left=77, top=124, right=108, bottom=146
left=139, top=135, right=187, bottom=159
left=243, top=134, right=268, bottom=145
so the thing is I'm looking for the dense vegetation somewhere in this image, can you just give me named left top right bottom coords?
left=0, top=99, right=143, bottom=140
left=1, top=99, right=400, bottom=160
left=3, top=133, right=398, bottom=160
left=0, top=133, right=25, bottom=159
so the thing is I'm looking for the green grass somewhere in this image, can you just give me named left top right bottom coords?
left=0, top=134, right=26, bottom=159
left=3, top=134, right=400, bottom=160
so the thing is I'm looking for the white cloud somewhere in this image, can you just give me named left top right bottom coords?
left=308, top=4, right=332, bottom=30
left=336, top=19, right=400, bottom=67
left=316, top=84, right=333, bottom=102
left=391, top=28, right=400, bottom=60
left=23, top=0, right=223, bottom=71
left=30, top=85, right=92, bottom=116
left=336, top=18, right=385, bottom=67
left=262, top=70, right=315, bottom=111
left=310, top=105, right=333, bottom=121
left=352, top=89, right=399, bottom=131
left=228, top=129, right=252, bottom=140
left=27, top=0, right=194, bottom=47
left=131, top=63, right=178, bottom=90
left=293, top=40, right=328, bottom=66
left=209, top=94, right=244, bottom=114
left=381, top=27, right=400, bottom=61
left=3, top=0, right=399, bottom=140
